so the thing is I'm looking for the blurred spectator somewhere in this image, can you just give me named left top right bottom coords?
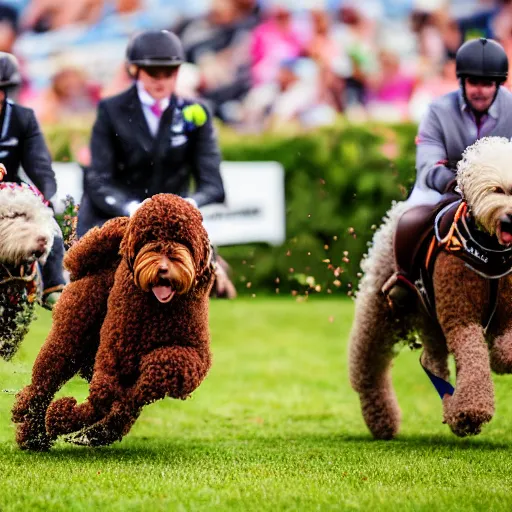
left=176, top=0, right=260, bottom=62
left=240, top=57, right=303, bottom=130
left=101, top=62, right=132, bottom=98
left=240, top=57, right=337, bottom=131
left=307, top=9, right=340, bottom=66
left=492, top=0, right=512, bottom=41
left=174, top=0, right=261, bottom=120
left=410, top=7, right=449, bottom=77
left=32, top=65, right=100, bottom=124
left=21, top=0, right=104, bottom=32
left=20, top=0, right=140, bottom=32
left=250, top=4, right=305, bottom=85
left=365, top=49, right=416, bottom=121
left=6, top=0, right=505, bottom=130
left=0, top=3, right=17, bottom=52
left=317, top=60, right=346, bottom=114
left=457, top=0, right=501, bottom=40
left=331, top=6, right=378, bottom=109
left=0, top=4, right=35, bottom=103
left=408, top=57, right=458, bottom=122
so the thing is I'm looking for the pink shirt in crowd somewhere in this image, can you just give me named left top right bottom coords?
left=250, top=18, right=305, bottom=85
left=367, top=74, right=415, bottom=103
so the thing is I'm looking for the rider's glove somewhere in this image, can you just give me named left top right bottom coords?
left=126, top=201, right=141, bottom=217
left=184, top=197, right=198, bottom=209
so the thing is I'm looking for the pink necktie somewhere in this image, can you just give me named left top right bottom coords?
left=150, top=101, right=163, bottom=118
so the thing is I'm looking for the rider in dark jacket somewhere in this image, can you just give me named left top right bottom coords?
left=77, top=29, right=225, bottom=235
left=77, top=30, right=235, bottom=298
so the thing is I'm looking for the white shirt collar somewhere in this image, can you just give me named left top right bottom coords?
left=136, top=81, right=170, bottom=110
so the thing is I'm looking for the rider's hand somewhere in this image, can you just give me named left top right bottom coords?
left=184, top=197, right=198, bottom=209
left=126, top=201, right=141, bottom=217
left=443, top=178, right=458, bottom=194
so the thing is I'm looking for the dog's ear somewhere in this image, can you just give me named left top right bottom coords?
left=206, top=244, right=213, bottom=269
left=120, top=229, right=136, bottom=271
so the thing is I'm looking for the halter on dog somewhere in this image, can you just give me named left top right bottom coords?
left=418, top=199, right=512, bottom=328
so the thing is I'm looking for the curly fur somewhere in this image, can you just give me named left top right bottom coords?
left=0, top=185, right=58, bottom=361
left=12, top=194, right=214, bottom=450
left=349, top=136, right=512, bottom=440
left=458, top=137, right=512, bottom=241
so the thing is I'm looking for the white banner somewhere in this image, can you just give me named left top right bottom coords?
left=46, top=161, right=286, bottom=247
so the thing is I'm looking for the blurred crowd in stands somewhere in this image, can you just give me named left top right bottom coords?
left=0, top=0, right=511, bottom=131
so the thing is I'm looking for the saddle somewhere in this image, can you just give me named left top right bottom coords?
left=382, top=194, right=512, bottom=328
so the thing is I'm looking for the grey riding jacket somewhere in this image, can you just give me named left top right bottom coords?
left=409, top=87, right=512, bottom=205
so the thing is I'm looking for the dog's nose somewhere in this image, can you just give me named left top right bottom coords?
left=507, top=214, right=512, bottom=225
left=158, top=264, right=168, bottom=274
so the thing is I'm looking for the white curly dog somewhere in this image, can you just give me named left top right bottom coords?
left=0, top=164, right=58, bottom=360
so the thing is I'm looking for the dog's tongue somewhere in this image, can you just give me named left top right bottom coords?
left=501, top=231, right=512, bottom=245
left=152, top=286, right=175, bottom=303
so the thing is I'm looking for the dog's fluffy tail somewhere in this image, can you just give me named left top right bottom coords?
left=64, top=217, right=129, bottom=280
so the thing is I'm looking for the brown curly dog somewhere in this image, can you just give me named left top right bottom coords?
left=349, top=137, right=512, bottom=440
left=12, top=194, right=214, bottom=450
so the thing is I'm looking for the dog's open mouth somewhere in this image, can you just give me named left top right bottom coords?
left=151, top=279, right=175, bottom=303
left=497, top=218, right=512, bottom=246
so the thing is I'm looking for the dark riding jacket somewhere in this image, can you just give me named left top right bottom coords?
left=0, top=99, right=56, bottom=200
left=77, top=85, right=225, bottom=236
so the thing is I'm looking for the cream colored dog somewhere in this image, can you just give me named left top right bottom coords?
left=349, top=136, right=512, bottom=439
left=0, top=165, right=58, bottom=360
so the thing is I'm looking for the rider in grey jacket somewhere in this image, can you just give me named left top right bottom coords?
left=409, top=38, right=512, bottom=206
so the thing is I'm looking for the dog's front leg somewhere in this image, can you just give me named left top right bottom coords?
left=45, top=349, right=125, bottom=440
left=434, top=253, right=494, bottom=437
left=12, top=276, right=110, bottom=451
left=65, top=345, right=212, bottom=447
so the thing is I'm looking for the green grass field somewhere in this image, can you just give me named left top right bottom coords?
left=2, top=298, right=512, bottom=511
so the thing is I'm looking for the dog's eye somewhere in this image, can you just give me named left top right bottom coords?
left=494, top=187, right=506, bottom=194
left=0, top=212, right=26, bottom=219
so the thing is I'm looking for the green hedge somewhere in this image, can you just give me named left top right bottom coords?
left=43, top=121, right=418, bottom=296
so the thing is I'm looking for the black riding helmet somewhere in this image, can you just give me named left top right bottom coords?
left=0, top=52, right=21, bottom=89
left=126, top=30, right=184, bottom=77
left=456, top=37, right=508, bottom=81
left=456, top=38, right=508, bottom=112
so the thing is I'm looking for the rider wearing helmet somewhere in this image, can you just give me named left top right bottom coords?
left=409, top=37, right=512, bottom=205
left=0, top=52, right=66, bottom=309
left=77, top=29, right=225, bottom=234
left=77, top=30, right=235, bottom=298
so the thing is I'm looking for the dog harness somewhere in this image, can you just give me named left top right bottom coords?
left=385, top=199, right=512, bottom=399
left=418, top=200, right=512, bottom=328
left=0, top=262, right=38, bottom=304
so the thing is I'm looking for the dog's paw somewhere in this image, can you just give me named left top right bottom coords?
left=45, top=396, right=79, bottom=439
left=11, top=401, right=29, bottom=423
left=15, top=420, right=52, bottom=451
left=443, top=394, right=493, bottom=437
left=64, top=431, right=95, bottom=447
left=64, top=424, right=121, bottom=447
left=446, top=410, right=493, bottom=437
left=11, top=386, right=43, bottom=423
